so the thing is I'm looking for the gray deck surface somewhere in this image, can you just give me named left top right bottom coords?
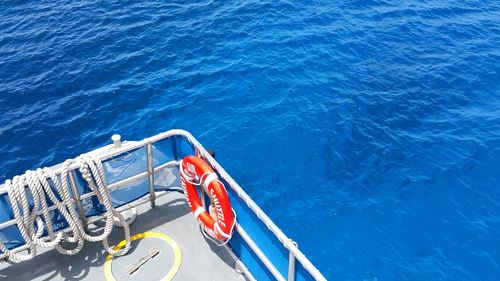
left=0, top=191, right=248, bottom=281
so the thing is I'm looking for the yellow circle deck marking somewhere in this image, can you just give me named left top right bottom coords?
left=104, top=232, right=182, bottom=281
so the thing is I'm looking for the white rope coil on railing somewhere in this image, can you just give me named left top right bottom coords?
left=0, top=153, right=132, bottom=262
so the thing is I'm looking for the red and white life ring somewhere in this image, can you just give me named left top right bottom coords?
left=180, top=155, right=235, bottom=241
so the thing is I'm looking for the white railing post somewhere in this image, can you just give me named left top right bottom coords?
left=287, top=241, right=298, bottom=281
left=146, top=142, right=156, bottom=207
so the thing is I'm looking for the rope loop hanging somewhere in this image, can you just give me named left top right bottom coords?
left=0, top=153, right=132, bottom=262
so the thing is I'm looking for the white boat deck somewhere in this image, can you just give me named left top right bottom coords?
left=0, top=191, right=248, bottom=281
left=0, top=130, right=327, bottom=281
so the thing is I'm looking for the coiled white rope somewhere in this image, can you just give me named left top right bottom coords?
left=0, top=153, right=132, bottom=262
left=114, top=206, right=138, bottom=227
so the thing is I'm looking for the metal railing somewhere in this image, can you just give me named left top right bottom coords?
left=0, top=129, right=327, bottom=281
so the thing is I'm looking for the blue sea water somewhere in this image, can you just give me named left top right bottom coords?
left=1, top=0, right=500, bottom=279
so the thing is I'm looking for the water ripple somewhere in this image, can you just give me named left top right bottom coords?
left=1, top=0, right=500, bottom=279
